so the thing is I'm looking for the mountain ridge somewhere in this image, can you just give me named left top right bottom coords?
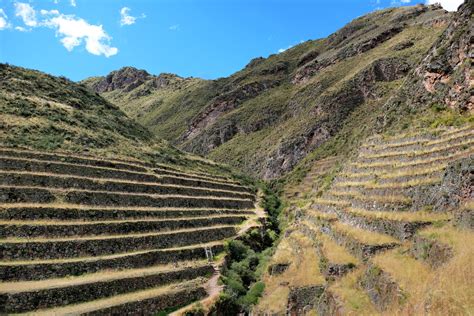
left=82, top=4, right=455, bottom=179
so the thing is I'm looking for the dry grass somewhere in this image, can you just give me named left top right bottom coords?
left=329, top=268, right=378, bottom=315
left=365, top=177, right=441, bottom=189
left=1, top=224, right=237, bottom=243
left=330, top=190, right=359, bottom=198
left=425, top=128, right=474, bottom=146
left=371, top=248, right=431, bottom=307
left=313, top=198, right=350, bottom=207
left=28, top=278, right=205, bottom=316
left=360, top=138, right=474, bottom=160
left=346, top=207, right=451, bottom=223
left=352, top=148, right=473, bottom=169
left=332, top=222, right=398, bottom=245
left=256, top=231, right=325, bottom=314
left=352, top=193, right=411, bottom=204
left=378, top=164, right=446, bottom=179
left=319, top=234, right=358, bottom=265
left=306, top=209, right=338, bottom=222
left=372, top=226, right=474, bottom=314
left=0, top=260, right=209, bottom=293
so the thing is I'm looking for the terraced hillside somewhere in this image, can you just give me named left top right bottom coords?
left=0, top=147, right=260, bottom=314
left=256, top=125, right=473, bottom=314
left=84, top=4, right=451, bottom=179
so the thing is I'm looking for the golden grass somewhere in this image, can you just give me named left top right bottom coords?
left=332, top=222, right=398, bottom=245
left=306, top=209, right=339, bottom=222
left=425, top=128, right=474, bottom=146
left=365, top=177, right=441, bottom=189
left=287, top=231, right=325, bottom=285
left=371, top=247, right=431, bottom=301
left=407, top=229, right=474, bottom=315
left=0, top=185, right=254, bottom=202
left=0, top=260, right=209, bottom=293
left=378, top=164, right=446, bottom=179
left=353, top=193, right=411, bottom=204
left=1, top=225, right=237, bottom=243
left=334, top=181, right=367, bottom=188
left=329, top=268, right=378, bottom=315
left=330, top=190, right=359, bottom=198
left=352, top=148, right=473, bottom=169
left=0, top=155, right=244, bottom=188
left=360, top=138, right=474, bottom=160
left=271, top=236, right=295, bottom=264
left=256, top=231, right=325, bottom=314
left=346, top=207, right=451, bottom=223
left=27, top=279, right=206, bottom=316
left=319, top=234, right=358, bottom=265
left=0, top=213, right=248, bottom=226
left=369, top=226, right=474, bottom=314
left=0, top=241, right=224, bottom=266
left=313, top=198, right=350, bottom=207
left=417, top=225, right=472, bottom=249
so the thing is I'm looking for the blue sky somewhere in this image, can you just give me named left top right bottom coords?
left=0, top=0, right=461, bottom=81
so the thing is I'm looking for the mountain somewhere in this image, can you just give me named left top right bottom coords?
left=0, top=63, right=241, bottom=176
left=83, top=4, right=453, bottom=179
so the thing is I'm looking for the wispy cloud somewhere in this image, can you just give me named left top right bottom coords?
left=14, top=2, right=37, bottom=27
left=425, top=0, right=463, bottom=11
left=0, top=9, right=10, bottom=30
left=15, top=25, right=28, bottom=32
left=390, top=0, right=411, bottom=5
left=169, top=24, right=180, bottom=31
left=120, top=7, right=144, bottom=26
left=70, top=0, right=76, bottom=7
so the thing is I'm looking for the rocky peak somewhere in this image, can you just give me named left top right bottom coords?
left=87, top=67, right=184, bottom=94
left=89, top=67, right=150, bottom=93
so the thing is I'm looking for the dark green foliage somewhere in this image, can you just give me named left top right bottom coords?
left=214, top=187, right=283, bottom=314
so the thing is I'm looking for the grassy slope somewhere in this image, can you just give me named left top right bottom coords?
left=83, top=5, right=451, bottom=179
left=0, top=64, right=245, bottom=177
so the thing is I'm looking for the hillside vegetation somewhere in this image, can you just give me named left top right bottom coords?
left=0, top=64, right=244, bottom=177
left=84, top=4, right=452, bottom=179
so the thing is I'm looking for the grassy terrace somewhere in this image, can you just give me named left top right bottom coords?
left=371, top=248, right=432, bottom=304
left=318, top=233, right=358, bottom=266
left=331, top=222, right=398, bottom=246
left=346, top=207, right=451, bottom=223
left=23, top=279, right=206, bottom=316
left=360, top=138, right=474, bottom=160
left=352, top=147, right=473, bottom=169
left=329, top=268, right=378, bottom=314
left=0, top=260, right=210, bottom=293
left=0, top=145, right=258, bottom=314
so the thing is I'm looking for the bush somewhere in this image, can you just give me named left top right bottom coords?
left=227, top=240, right=250, bottom=261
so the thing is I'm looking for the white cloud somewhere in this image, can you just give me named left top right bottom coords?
left=14, top=2, right=37, bottom=27
left=0, top=9, right=10, bottom=30
left=120, top=7, right=138, bottom=26
left=40, top=9, right=60, bottom=15
left=426, top=0, right=463, bottom=11
left=169, top=24, right=180, bottom=31
left=278, top=44, right=295, bottom=53
left=70, top=0, right=76, bottom=7
left=391, top=0, right=411, bottom=5
left=45, top=14, right=118, bottom=57
left=15, top=25, right=28, bottom=32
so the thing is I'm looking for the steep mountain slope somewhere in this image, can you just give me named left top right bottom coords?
left=84, top=4, right=452, bottom=179
left=0, top=64, right=240, bottom=176
left=257, top=1, right=473, bottom=314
